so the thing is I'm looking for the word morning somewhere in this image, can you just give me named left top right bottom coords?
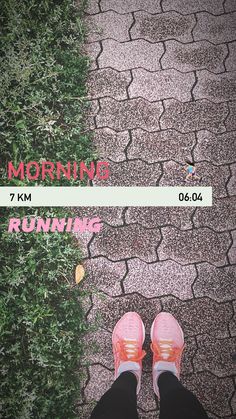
left=7, top=161, right=109, bottom=181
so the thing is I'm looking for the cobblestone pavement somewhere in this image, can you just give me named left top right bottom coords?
left=76, top=1, right=236, bottom=417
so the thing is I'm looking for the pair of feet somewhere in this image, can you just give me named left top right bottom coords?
left=112, top=312, right=184, bottom=396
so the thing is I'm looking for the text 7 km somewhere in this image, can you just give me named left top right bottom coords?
left=10, top=193, right=32, bottom=202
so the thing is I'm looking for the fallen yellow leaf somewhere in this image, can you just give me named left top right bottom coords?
left=75, top=264, right=85, bottom=284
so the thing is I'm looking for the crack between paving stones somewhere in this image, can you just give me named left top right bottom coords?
left=120, top=260, right=129, bottom=294
left=126, top=71, right=133, bottom=101
left=190, top=263, right=199, bottom=298
left=159, top=42, right=166, bottom=70
left=190, top=70, right=198, bottom=102
left=98, top=0, right=102, bottom=13
left=159, top=99, right=165, bottom=130
left=86, top=36, right=229, bottom=47
left=87, top=233, right=96, bottom=259
left=226, top=163, right=233, bottom=196
left=95, top=40, right=103, bottom=68
left=156, top=161, right=164, bottom=185
left=191, top=13, right=198, bottom=42
left=121, top=207, right=129, bottom=225
left=128, top=12, right=135, bottom=41
left=224, top=43, right=230, bottom=72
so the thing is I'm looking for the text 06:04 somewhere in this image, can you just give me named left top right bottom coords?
left=179, top=192, right=203, bottom=202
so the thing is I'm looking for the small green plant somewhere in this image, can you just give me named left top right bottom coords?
left=0, top=1, right=93, bottom=417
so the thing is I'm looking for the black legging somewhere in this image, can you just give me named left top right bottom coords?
left=90, top=371, right=209, bottom=419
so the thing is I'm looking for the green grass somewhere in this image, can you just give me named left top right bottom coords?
left=0, top=1, right=94, bottom=417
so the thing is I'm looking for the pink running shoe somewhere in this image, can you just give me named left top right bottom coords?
left=112, top=312, right=146, bottom=394
left=150, top=312, right=184, bottom=397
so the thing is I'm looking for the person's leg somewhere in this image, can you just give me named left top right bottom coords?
left=90, top=371, right=138, bottom=419
left=90, top=312, right=146, bottom=419
left=151, top=312, right=209, bottom=419
left=158, top=371, right=209, bottom=419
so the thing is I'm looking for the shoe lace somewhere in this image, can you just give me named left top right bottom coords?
left=116, top=339, right=146, bottom=362
left=151, top=339, right=182, bottom=363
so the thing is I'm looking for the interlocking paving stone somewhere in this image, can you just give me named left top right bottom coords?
left=226, top=101, right=236, bottom=130
left=228, top=163, right=236, bottom=196
left=131, top=11, right=195, bottom=43
left=125, top=207, right=194, bottom=230
left=182, top=372, right=234, bottom=417
left=193, top=197, right=236, bottom=231
left=162, top=0, right=224, bottom=14
left=74, top=206, right=123, bottom=226
left=230, top=301, right=236, bottom=336
left=226, top=42, right=236, bottom=71
left=194, top=70, right=236, bottom=102
left=127, top=128, right=195, bottom=163
left=87, top=68, right=131, bottom=100
left=101, top=0, right=162, bottom=13
left=138, top=372, right=156, bottom=412
left=77, top=404, right=95, bottom=419
left=74, top=231, right=93, bottom=258
left=124, top=259, right=196, bottom=299
left=85, top=0, right=100, bottom=14
left=83, top=257, right=126, bottom=296
left=129, top=68, right=195, bottom=102
left=138, top=412, right=158, bottom=419
left=182, top=336, right=197, bottom=375
left=193, top=12, right=236, bottom=44
left=85, top=364, right=113, bottom=402
left=92, top=128, right=128, bottom=162
left=160, top=99, right=228, bottom=133
left=194, top=130, right=236, bottom=165
left=162, top=40, right=227, bottom=73
left=160, top=161, right=230, bottom=198
left=229, top=230, right=236, bottom=264
left=225, top=0, right=236, bottom=12
left=98, top=39, right=164, bottom=71
left=90, top=224, right=161, bottom=261
left=81, top=328, right=113, bottom=368
left=95, top=160, right=162, bottom=186
left=161, top=296, right=233, bottom=337
left=194, top=263, right=236, bottom=302
left=97, top=97, right=163, bottom=131
left=83, top=42, right=100, bottom=70
left=85, top=100, right=99, bottom=131
left=88, top=293, right=162, bottom=331
left=194, top=335, right=236, bottom=377
left=85, top=11, right=133, bottom=43
left=158, top=226, right=231, bottom=266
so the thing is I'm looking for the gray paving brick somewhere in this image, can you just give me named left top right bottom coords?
left=97, top=97, right=163, bottom=131
left=85, top=99, right=99, bottom=130
left=162, top=296, right=233, bottom=338
left=98, top=39, right=164, bottom=71
left=194, top=70, right=236, bottom=102
left=88, top=293, right=162, bottom=331
left=83, top=257, right=125, bottom=296
left=193, top=197, right=236, bottom=231
left=127, top=129, right=195, bottom=163
left=84, top=42, right=101, bottom=70
left=93, top=128, right=129, bottom=162
left=74, top=206, right=123, bottom=226
left=85, top=11, right=133, bottom=43
left=194, top=12, right=236, bottom=44
left=90, top=224, right=161, bottom=261
left=94, top=160, right=162, bottom=186
left=160, top=99, right=228, bottom=133
left=229, top=230, right=236, bottom=264
left=138, top=372, right=156, bottom=412
left=124, top=259, right=196, bottom=299
left=195, top=335, right=236, bottom=377
left=85, top=0, right=100, bottom=14
left=226, top=101, right=236, bottom=130
left=158, top=226, right=231, bottom=266
left=125, top=207, right=194, bottom=230
left=160, top=160, right=230, bottom=198
left=226, top=41, right=236, bottom=71
left=225, top=0, right=236, bottom=12
left=194, top=130, right=236, bottom=165
left=129, top=68, right=195, bottom=102
left=228, top=163, right=236, bottom=196
left=85, top=364, right=113, bottom=402
left=87, top=68, right=131, bottom=100
left=194, top=263, right=236, bottom=302
left=131, top=11, right=195, bottom=43
left=162, top=0, right=224, bottom=14
left=101, top=0, right=162, bottom=13
left=182, top=372, right=234, bottom=417
left=162, top=40, right=227, bottom=73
